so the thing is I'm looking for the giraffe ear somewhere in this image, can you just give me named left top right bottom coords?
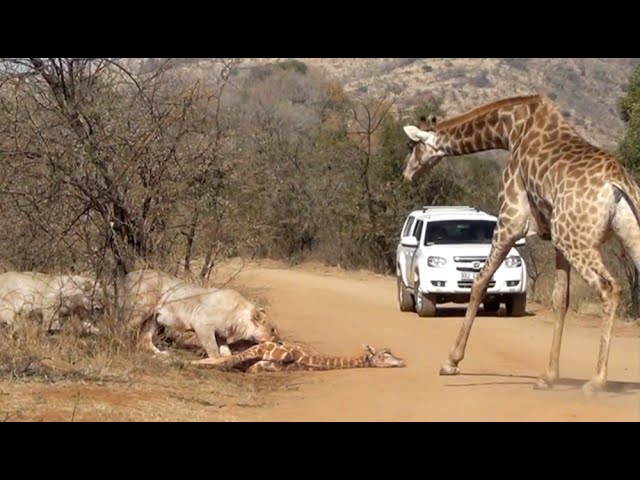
left=403, top=126, right=429, bottom=143
left=362, top=344, right=376, bottom=356
left=418, top=115, right=437, bottom=131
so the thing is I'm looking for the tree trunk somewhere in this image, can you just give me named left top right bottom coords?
left=184, top=209, right=199, bottom=273
left=199, top=246, right=215, bottom=281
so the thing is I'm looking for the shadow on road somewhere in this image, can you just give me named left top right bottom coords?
left=433, top=305, right=536, bottom=318
left=445, top=372, right=640, bottom=395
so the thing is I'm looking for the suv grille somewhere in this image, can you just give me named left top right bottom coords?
left=458, top=280, right=496, bottom=289
left=453, top=256, right=487, bottom=262
left=454, top=256, right=487, bottom=273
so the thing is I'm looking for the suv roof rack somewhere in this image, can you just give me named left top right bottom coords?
left=420, top=205, right=481, bottom=212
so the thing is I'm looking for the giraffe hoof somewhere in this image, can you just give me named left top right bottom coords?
left=533, top=377, right=554, bottom=390
left=582, top=379, right=604, bottom=397
left=439, top=363, right=460, bottom=376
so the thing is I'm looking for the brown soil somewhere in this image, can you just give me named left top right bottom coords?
left=1, top=260, right=638, bottom=422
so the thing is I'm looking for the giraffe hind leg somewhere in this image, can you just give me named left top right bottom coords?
left=557, top=242, right=620, bottom=395
left=534, top=248, right=570, bottom=390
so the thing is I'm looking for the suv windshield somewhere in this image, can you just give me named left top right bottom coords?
left=425, top=219, right=496, bottom=245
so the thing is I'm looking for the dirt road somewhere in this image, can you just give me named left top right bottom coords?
left=224, top=261, right=640, bottom=422
left=2, top=261, right=638, bottom=421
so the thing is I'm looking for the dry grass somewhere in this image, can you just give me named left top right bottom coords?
left=0, top=311, right=296, bottom=422
left=0, top=367, right=295, bottom=422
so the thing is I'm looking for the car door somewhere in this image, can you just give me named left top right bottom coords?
left=407, top=219, right=424, bottom=285
left=398, top=215, right=417, bottom=286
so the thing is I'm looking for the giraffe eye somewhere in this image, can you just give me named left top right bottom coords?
left=407, top=142, right=415, bottom=151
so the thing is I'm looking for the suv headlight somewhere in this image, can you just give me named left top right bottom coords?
left=504, top=256, right=522, bottom=268
left=427, top=256, right=447, bottom=268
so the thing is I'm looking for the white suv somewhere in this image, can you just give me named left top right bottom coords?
left=396, top=206, right=527, bottom=317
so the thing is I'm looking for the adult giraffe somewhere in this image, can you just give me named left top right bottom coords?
left=401, top=94, right=640, bottom=395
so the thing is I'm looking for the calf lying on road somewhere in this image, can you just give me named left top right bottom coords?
left=121, top=269, right=279, bottom=359
left=192, top=341, right=407, bottom=373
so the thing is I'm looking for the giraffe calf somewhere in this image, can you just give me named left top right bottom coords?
left=192, top=341, right=407, bottom=373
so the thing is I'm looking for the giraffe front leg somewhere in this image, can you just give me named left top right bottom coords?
left=440, top=223, right=522, bottom=376
left=535, top=248, right=571, bottom=390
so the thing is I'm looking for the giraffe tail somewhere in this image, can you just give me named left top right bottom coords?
left=611, top=171, right=640, bottom=228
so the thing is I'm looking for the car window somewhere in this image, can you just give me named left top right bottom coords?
left=413, top=220, right=424, bottom=243
left=402, top=216, right=415, bottom=237
left=425, top=220, right=495, bottom=245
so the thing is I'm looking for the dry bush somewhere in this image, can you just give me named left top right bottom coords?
left=0, top=311, right=290, bottom=422
left=0, top=58, right=245, bottom=288
left=0, top=304, right=290, bottom=396
left=0, top=313, right=145, bottom=383
left=522, top=235, right=637, bottom=320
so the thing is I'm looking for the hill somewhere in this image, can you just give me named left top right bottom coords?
left=142, top=57, right=638, bottom=150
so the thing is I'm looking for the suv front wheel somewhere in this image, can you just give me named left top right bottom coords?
left=414, top=276, right=437, bottom=317
left=397, top=274, right=415, bottom=312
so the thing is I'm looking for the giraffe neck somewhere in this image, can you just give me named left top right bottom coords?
left=300, top=354, right=368, bottom=370
left=432, top=95, right=543, bottom=156
left=217, top=342, right=285, bottom=369
left=222, top=344, right=269, bottom=367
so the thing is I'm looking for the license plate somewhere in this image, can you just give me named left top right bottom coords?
left=461, top=272, right=477, bottom=281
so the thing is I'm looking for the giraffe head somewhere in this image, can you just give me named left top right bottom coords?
left=402, top=116, right=445, bottom=182
left=362, top=345, right=407, bottom=368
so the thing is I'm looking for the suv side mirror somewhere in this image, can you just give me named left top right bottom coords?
left=402, top=237, right=419, bottom=248
left=515, top=238, right=526, bottom=247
